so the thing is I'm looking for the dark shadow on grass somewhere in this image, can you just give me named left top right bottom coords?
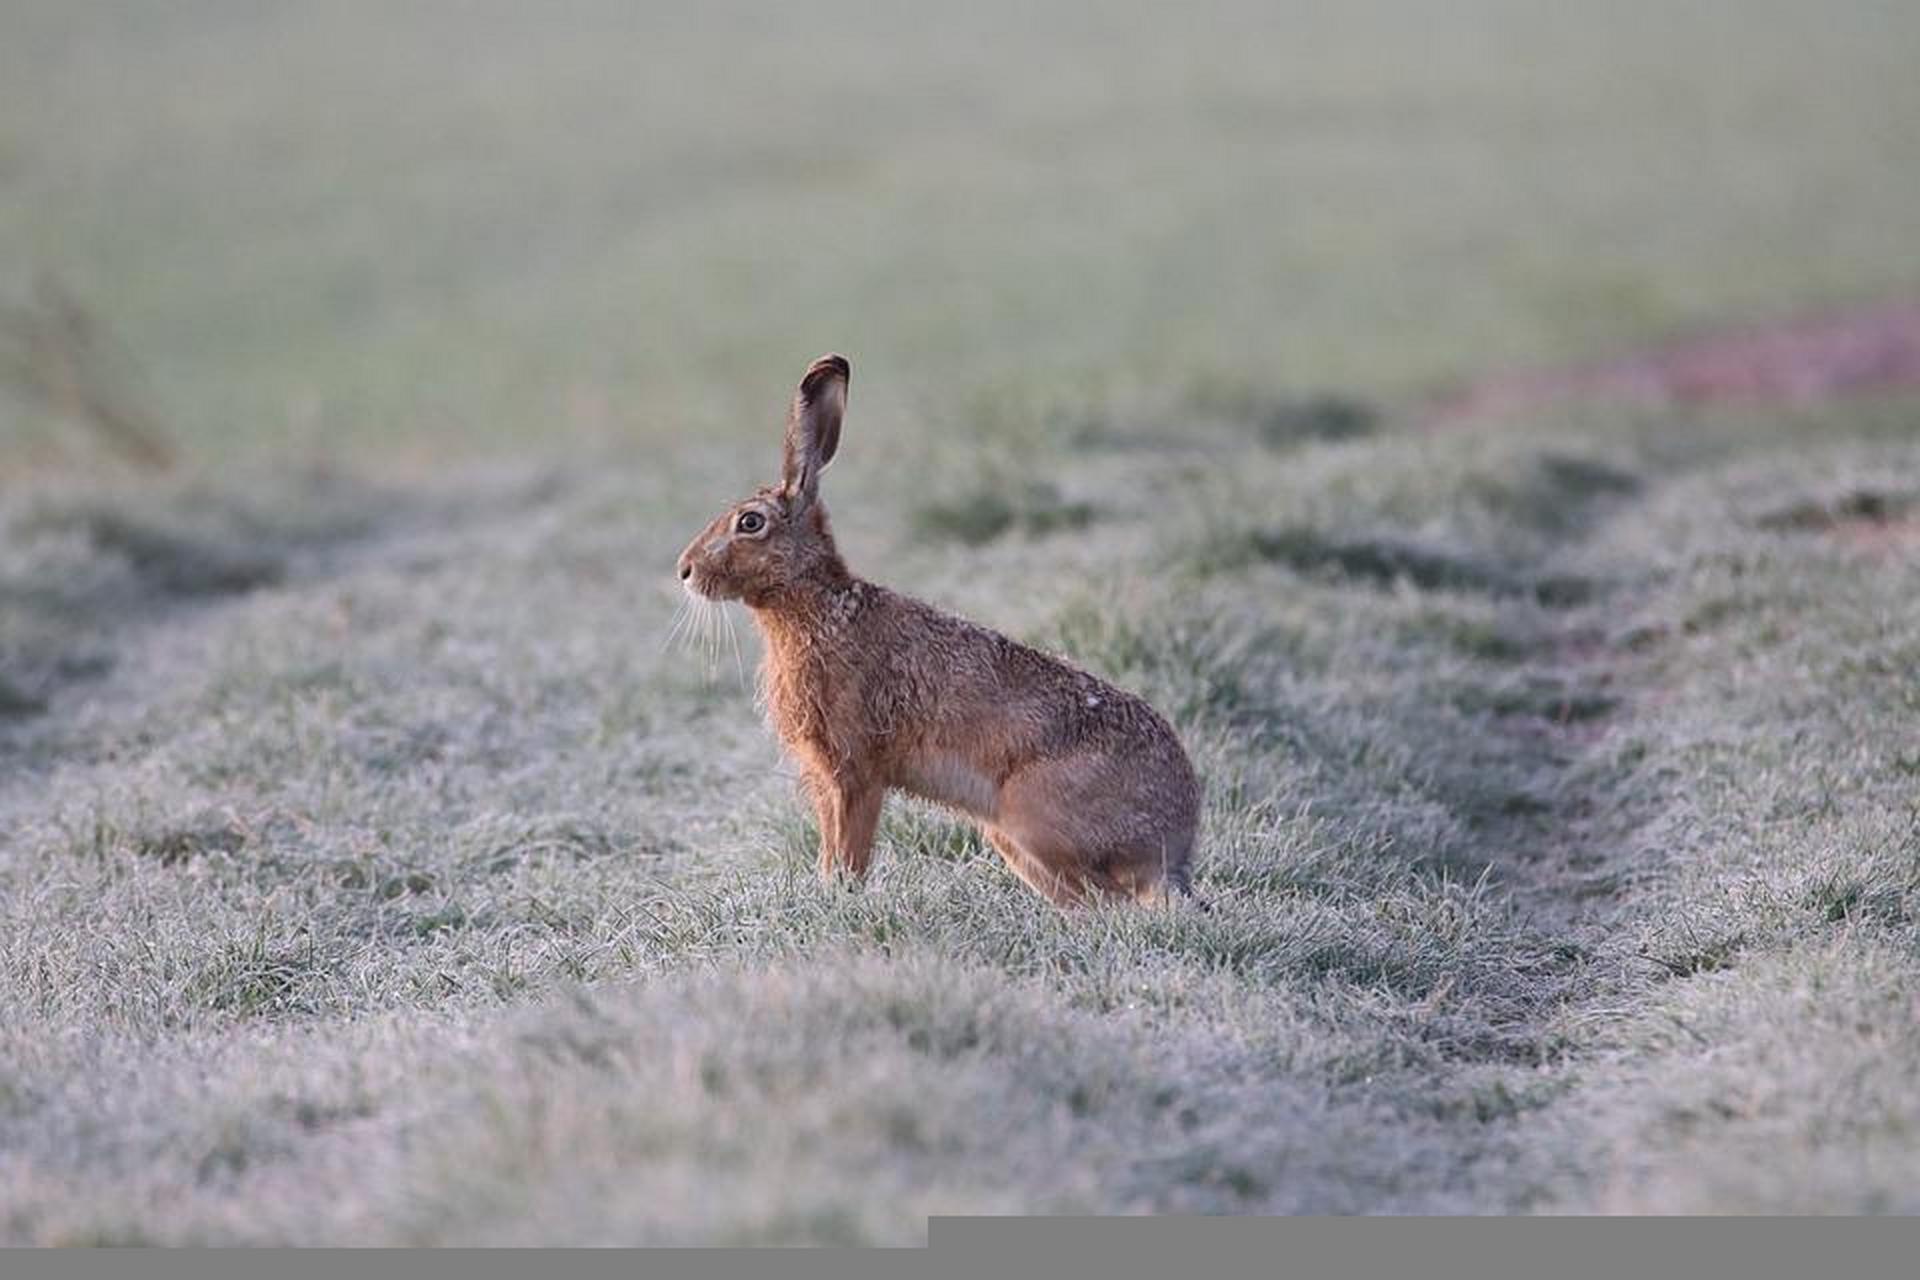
left=0, top=673, right=49, bottom=718
left=68, top=510, right=285, bottom=596
left=1753, top=487, right=1915, bottom=532
left=1066, top=387, right=1379, bottom=455
left=912, top=480, right=1098, bottom=547
left=1182, top=378, right=1380, bottom=448
left=1192, top=527, right=1605, bottom=608
left=1252, top=395, right=1378, bottom=448
left=136, top=823, right=248, bottom=866
left=0, top=475, right=393, bottom=733
left=1464, top=452, right=1643, bottom=537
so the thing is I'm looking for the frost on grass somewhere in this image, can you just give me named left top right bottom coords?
left=6, top=388, right=1918, bottom=1238
left=5, top=0, right=1920, bottom=1233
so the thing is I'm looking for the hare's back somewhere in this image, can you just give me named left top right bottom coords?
left=877, top=588, right=1187, bottom=765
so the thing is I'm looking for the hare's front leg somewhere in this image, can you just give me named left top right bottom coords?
left=805, top=769, right=883, bottom=882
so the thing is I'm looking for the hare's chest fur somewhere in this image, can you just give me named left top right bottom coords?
left=756, top=584, right=889, bottom=764
left=756, top=585, right=987, bottom=795
left=765, top=640, right=998, bottom=818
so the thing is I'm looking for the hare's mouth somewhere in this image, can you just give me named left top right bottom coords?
left=682, top=572, right=736, bottom=602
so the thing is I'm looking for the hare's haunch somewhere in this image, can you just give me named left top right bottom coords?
left=677, top=354, right=1200, bottom=906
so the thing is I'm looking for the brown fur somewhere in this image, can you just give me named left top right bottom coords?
left=677, top=354, right=1201, bottom=906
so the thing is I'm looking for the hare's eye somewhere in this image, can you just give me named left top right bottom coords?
left=735, top=511, right=766, bottom=535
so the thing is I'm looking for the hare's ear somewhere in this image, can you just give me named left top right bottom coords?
left=782, top=353, right=849, bottom=506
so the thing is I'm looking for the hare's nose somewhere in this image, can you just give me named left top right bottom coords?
left=678, top=562, right=693, bottom=581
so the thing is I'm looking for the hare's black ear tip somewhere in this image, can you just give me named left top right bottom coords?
left=802, top=353, right=851, bottom=390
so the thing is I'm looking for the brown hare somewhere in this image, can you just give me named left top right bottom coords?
left=676, top=354, right=1201, bottom=906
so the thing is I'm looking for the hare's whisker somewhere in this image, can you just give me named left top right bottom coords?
left=675, top=599, right=702, bottom=657
left=700, top=597, right=722, bottom=677
left=662, top=597, right=692, bottom=653
left=724, top=605, right=749, bottom=690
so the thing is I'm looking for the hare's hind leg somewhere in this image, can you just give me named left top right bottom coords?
left=981, top=825, right=1093, bottom=906
left=992, top=755, right=1193, bottom=906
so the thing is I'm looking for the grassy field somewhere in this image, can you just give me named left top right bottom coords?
left=4, top=0, right=1920, bottom=1242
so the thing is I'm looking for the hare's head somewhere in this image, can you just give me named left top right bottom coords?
left=677, top=354, right=850, bottom=606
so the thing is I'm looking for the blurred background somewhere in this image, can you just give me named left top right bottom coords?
left=5, top=0, right=1916, bottom=470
